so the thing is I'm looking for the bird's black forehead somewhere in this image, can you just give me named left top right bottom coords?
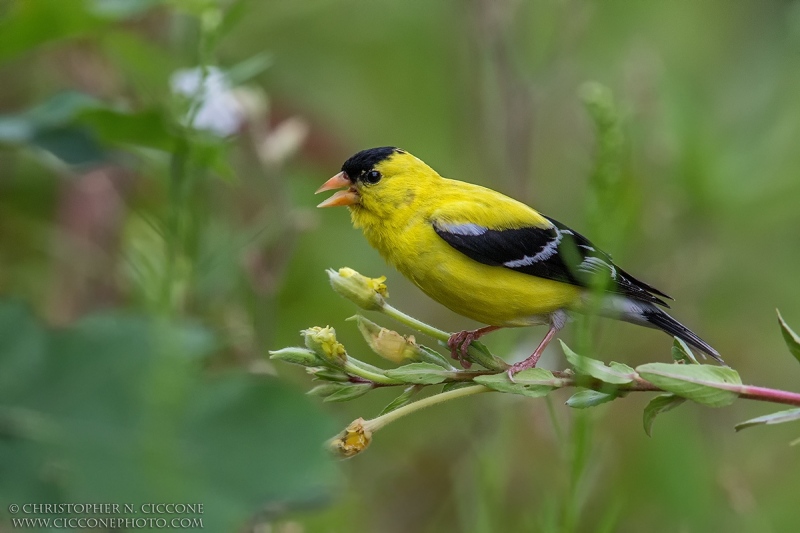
left=341, top=146, right=404, bottom=178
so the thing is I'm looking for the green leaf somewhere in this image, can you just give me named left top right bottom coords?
left=307, top=383, right=345, bottom=397
left=0, top=302, right=47, bottom=403
left=418, top=345, right=455, bottom=369
left=0, top=92, right=101, bottom=142
left=226, top=52, right=274, bottom=85
left=609, top=362, right=635, bottom=375
left=308, top=368, right=350, bottom=382
left=643, top=394, right=686, bottom=437
left=385, top=362, right=450, bottom=384
left=566, top=390, right=616, bottom=409
left=474, top=368, right=556, bottom=398
left=671, top=337, right=699, bottom=364
left=78, top=108, right=176, bottom=152
left=0, top=302, right=337, bottom=529
left=735, top=408, right=800, bottom=432
left=0, top=0, right=105, bottom=63
left=441, top=381, right=476, bottom=393
left=323, top=383, right=373, bottom=402
left=560, top=340, right=634, bottom=385
left=31, top=125, right=107, bottom=165
left=636, top=363, right=741, bottom=407
left=777, top=310, right=800, bottom=365
left=378, top=385, right=420, bottom=416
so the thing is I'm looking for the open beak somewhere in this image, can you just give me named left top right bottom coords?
left=316, top=171, right=359, bottom=207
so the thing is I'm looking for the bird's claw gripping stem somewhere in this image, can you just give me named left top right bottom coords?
left=447, top=330, right=474, bottom=369
left=506, top=323, right=561, bottom=382
left=447, top=326, right=501, bottom=369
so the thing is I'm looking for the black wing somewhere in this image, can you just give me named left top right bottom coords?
left=433, top=216, right=672, bottom=307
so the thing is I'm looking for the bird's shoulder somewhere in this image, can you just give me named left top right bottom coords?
left=427, top=179, right=551, bottom=230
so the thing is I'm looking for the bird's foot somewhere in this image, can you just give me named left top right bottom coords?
left=506, top=356, right=541, bottom=382
left=507, top=323, right=562, bottom=382
left=446, top=326, right=501, bottom=369
left=447, top=330, right=474, bottom=369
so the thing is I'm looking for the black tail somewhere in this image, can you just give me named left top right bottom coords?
left=643, top=307, right=724, bottom=364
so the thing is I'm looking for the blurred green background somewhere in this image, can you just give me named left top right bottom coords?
left=2, top=0, right=800, bottom=531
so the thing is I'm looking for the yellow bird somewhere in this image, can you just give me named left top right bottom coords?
left=316, top=147, right=722, bottom=376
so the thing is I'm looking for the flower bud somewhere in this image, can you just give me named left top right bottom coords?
left=268, top=347, right=323, bottom=367
left=327, top=267, right=388, bottom=310
left=302, top=326, right=347, bottom=366
left=352, top=315, right=421, bottom=364
left=327, top=417, right=372, bottom=459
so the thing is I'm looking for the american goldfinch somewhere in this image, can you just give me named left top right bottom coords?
left=317, top=147, right=722, bottom=376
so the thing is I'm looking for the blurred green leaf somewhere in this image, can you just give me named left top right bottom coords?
left=0, top=301, right=336, bottom=529
left=226, top=52, right=273, bottom=85
left=474, top=369, right=555, bottom=398
left=323, top=383, right=372, bottom=402
left=636, top=363, right=741, bottom=407
left=385, top=362, right=450, bottom=384
left=566, top=390, right=616, bottom=409
left=79, top=108, right=176, bottom=151
left=218, top=0, right=251, bottom=37
left=0, top=91, right=178, bottom=165
left=643, top=394, right=686, bottom=437
left=378, top=385, right=419, bottom=416
left=735, top=408, right=800, bottom=432
left=88, top=0, right=160, bottom=19
left=100, top=31, right=178, bottom=103
left=0, top=92, right=101, bottom=143
left=560, top=340, right=634, bottom=385
left=31, top=125, right=107, bottom=165
left=308, top=367, right=350, bottom=382
left=0, top=301, right=47, bottom=402
left=307, top=383, right=344, bottom=398
left=777, top=309, right=800, bottom=365
left=0, top=0, right=105, bottom=63
left=672, top=338, right=700, bottom=365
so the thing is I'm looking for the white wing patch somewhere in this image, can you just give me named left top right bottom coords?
left=437, top=222, right=487, bottom=236
left=503, top=229, right=563, bottom=267
left=577, top=256, right=617, bottom=280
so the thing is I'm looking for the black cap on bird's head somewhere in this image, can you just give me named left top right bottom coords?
left=316, top=146, right=406, bottom=207
left=341, top=146, right=404, bottom=182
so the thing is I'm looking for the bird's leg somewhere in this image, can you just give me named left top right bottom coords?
left=447, top=325, right=501, bottom=369
left=506, top=323, right=562, bottom=381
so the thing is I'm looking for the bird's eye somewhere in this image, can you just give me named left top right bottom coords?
left=364, top=170, right=382, bottom=184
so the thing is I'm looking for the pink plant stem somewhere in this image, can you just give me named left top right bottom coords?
left=737, top=385, right=800, bottom=407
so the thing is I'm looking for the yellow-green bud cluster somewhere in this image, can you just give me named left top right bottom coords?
left=327, top=267, right=388, bottom=311
left=302, top=325, right=347, bottom=366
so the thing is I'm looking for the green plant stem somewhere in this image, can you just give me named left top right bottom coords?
left=344, top=359, right=402, bottom=385
left=363, top=385, right=491, bottom=433
left=339, top=365, right=800, bottom=408
left=380, top=302, right=450, bottom=342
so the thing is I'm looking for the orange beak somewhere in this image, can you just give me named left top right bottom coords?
left=316, top=171, right=359, bottom=207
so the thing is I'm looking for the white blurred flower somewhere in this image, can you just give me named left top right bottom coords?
left=258, top=116, right=309, bottom=165
left=170, top=66, right=245, bottom=137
